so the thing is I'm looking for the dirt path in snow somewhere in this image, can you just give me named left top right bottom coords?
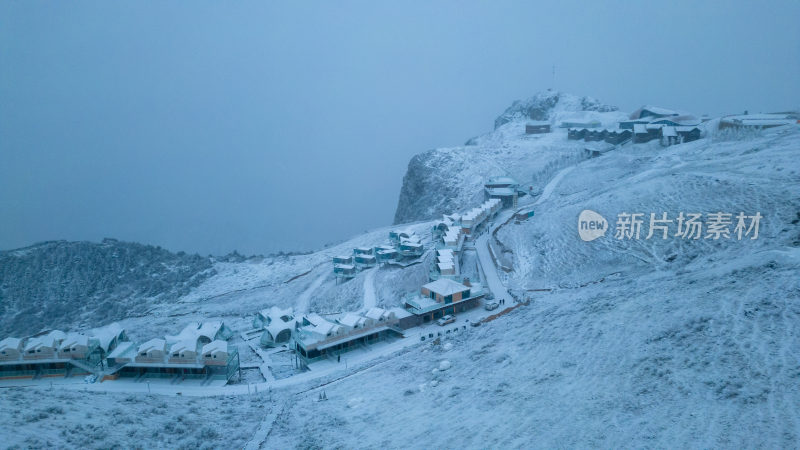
left=295, top=269, right=328, bottom=314
left=361, top=267, right=377, bottom=311
left=535, top=165, right=574, bottom=206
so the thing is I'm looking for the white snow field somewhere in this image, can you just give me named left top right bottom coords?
left=3, top=94, right=799, bottom=448
left=264, top=126, right=800, bottom=448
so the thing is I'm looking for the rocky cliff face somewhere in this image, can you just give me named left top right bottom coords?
left=393, top=91, right=622, bottom=224
left=493, top=90, right=618, bottom=129
left=0, top=239, right=215, bottom=336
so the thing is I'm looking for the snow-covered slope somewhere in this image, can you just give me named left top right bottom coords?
left=3, top=90, right=799, bottom=448
left=0, top=239, right=215, bottom=336
left=264, top=125, right=800, bottom=449
left=393, top=91, right=627, bottom=224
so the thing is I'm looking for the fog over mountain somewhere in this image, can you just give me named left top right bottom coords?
left=2, top=1, right=799, bottom=255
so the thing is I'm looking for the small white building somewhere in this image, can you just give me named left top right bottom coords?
left=337, top=313, right=367, bottom=330
left=23, top=330, right=66, bottom=360
left=58, top=332, right=91, bottom=359
left=256, top=307, right=296, bottom=347
left=166, top=321, right=232, bottom=349
left=0, top=337, right=23, bottom=361
left=332, top=255, right=354, bottom=266
left=364, top=307, right=396, bottom=323
left=136, top=338, right=167, bottom=363
left=399, top=237, right=424, bottom=258
left=443, top=229, right=461, bottom=248
left=297, top=313, right=345, bottom=343
left=91, top=322, right=126, bottom=356
left=437, top=261, right=456, bottom=276
left=202, top=340, right=229, bottom=366
left=354, top=253, right=377, bottom=268
left=353, top=247, right=374, bottom=256
left=168, top=340, right=199, bottom=363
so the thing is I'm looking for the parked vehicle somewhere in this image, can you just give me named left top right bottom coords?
left=484, top=301, right=500, bottom=311
left=470, top=320, right=482, bottom=327
left=436, top=315, right=456, bottom=326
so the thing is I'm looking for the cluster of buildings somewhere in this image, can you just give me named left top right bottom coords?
left=403, top=278, right=483, bottom=324
left=253, top=304, right=415, bottom=364
left=0, top=323, right=126, bottom=380
left=105, top=321, right=238, bottom=383
left=565, top=107, right=798, bottom=150
left=332, top=231, right=424, bottom=281
left=524, top=104, right=800, bottom=149
left=567, top=106, right=704, bottom=148
left=430, top=197, right=501, bottom=279
left=253, top=275, right=486, bottom=366
left=0, top=321, right=240, bottom=384
left=256, top=192, right=511, bottom=365
left=484, top=177, right=521, bottom=209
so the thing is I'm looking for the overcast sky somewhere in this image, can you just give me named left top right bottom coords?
left=1, top=1, right=798, bottom=256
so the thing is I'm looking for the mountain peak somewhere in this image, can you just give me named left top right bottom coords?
left=494, top=90, right=618, bottom=129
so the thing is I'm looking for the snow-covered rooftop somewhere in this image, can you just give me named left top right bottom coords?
left=202, top=340, right=227, bottom=355
left=107, top=341, right=134, bottom=359
left=422, top=278, right=470, bottom=296
left=337, top=313, right=365, bottom=328
left=630, top=105, right=680, bottom=119
left=0, top=337, right=22, bottom=351
left=364, top=307, right=388, bottom=321
left=59, top=332, right=89, bottom=350
left=138, top=338, right=166, bottom=354
left=91, top=322, right=124, bottom=352
left=24, top=330, right=65, bottom=352
left=170, top=340, right=196, bottom=355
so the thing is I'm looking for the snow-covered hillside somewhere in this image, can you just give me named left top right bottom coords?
left=2, top=91, right=798, bottom=449
left=264, top=124, right=800, bottom=448
left=393, top=91, right=627, bottom=223
left=0, top=239, right=215, bottom=336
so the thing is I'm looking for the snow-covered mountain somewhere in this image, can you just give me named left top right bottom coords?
left=2, top=91, right=799, bottom=448
left=393, top=91, right=626, bottom=224
left=262, top=103, right=800, bottom=448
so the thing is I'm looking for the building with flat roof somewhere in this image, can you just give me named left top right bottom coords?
left=398, top=237, right=424, bottom=258
left=376, top=246, right=398, bottom=263
left=354, top=253, right=377, bottom=268
left=405, top=279, right=484, bottom=323
left=525, top=121, right=551, bottom=134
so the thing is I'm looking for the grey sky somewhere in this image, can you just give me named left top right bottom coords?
left=1, top=1, right=798, bottom=256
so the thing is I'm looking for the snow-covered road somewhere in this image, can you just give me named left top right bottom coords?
left=475, top=233, right=510, bottom=301
left=361, top=267, right=377, bottom=311
left=295, top=268, right=328, bottom=314
left=535, top=165, right=574, bottom=206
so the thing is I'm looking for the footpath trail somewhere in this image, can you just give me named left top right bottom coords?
left=295, top=269, right=328, bottom=314
left=361, top=267, right=377, bottom=311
